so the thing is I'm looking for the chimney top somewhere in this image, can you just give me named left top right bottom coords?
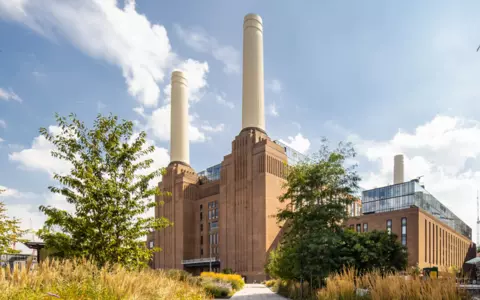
left=244, top=13, right=263, bottom=24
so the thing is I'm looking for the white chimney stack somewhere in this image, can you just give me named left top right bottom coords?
left=170, top=71, right=189, bottom=165
left=242, top=13, right=265, bottom=132
left=393, top=154, right=404, bottom=184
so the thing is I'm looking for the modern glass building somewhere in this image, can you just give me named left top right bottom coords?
left=362, top=180, right=472, bottom=239
left=273, top=140, right=307, bottom=166
left=198, top=163, right=222, bottom=182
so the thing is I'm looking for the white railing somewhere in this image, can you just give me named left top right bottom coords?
left=181, top=257, right=220, bottom=265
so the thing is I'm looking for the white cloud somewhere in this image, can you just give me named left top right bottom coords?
left=134, top=104, right=206, bottom=142
left=201, top=122, right=225, bottom=133
left=267, top=103, right=279, bottom=117
left=0, top=185, right=31, bottom=198
left=137, top=136, right=170, bottom=182
left=162, top=59, right=209, bottom=104
left=9, top=126, right=72, bottom=177
left=0, top=137, right=4, bottom=143
left=351, top=115, right=480, bottom=243
left=1, top=0, right=218, bottom=152
left=0, top=0, right=176, bottom=107
left=175, top=59, right=209, bottom=103
left=174, top=24, right=240, bottom=74
left=267, top=79, right=282, bottom=94
left=279, top=133, right=311, bottom=154
left=215, top=93, right=234, bottom=109
left=5, top=203, right=46, bottom=253
left=134, top=58, right=213, bottom=143
left=0, top=87, right=22, bottom=102
left=0, top=120, right=6, bottom=128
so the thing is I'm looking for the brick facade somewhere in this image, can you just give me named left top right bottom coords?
left=346, top=207, right=475, bottom=270
left=152, top=128, right=288, bottom=282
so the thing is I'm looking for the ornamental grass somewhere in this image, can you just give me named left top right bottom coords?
left=0, top=258, right=209, bottom=300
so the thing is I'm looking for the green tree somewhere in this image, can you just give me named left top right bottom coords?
left=338, top=229, right=408, bottom=274
left=267, top=140, right=361, bottom=286
left=37, top=113, right=170, bottom=269
left=0, top=188, right=27, bottom=254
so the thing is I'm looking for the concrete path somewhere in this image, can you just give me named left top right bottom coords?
left=231, top=284, right=288, bottom=299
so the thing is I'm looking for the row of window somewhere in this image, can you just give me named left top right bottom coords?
left=200, top=221, right=219, bottom=233
left=210, top=232, right=219, bottom=245
left=424, top=219, right=469, bottom=267
left=350, top=218, right=407, bottom=246
left=200, top=201, right=219, bottom=221
left=209, top=208, right=219, bottom=220
left=352, top=223, right=369, bottom=233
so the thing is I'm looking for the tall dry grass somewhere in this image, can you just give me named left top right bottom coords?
left=318, top=268, right=468, bottom=300
left=200, top=271, right=245, bottom=290
left=0, top=258, right=210, bottom=300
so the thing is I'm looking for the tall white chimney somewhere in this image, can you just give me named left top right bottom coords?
left=393, top=154, right=404, bottom=184
left=170, top=71, right=189, bottom=165
left=242, top=13, right=265, bottom=132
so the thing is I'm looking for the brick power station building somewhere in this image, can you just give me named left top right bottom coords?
left=147, top=13, right=309, bottom=282
left=147, top=12, right=471, bottom=280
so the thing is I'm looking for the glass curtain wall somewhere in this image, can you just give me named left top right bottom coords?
left=198, top=163, right=222, bottom=182
left=273, top=140, right=306, bottom=166
left=362, top=181, right=471, bottom=239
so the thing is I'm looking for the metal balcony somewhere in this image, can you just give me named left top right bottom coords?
left=181, top=257, right=220, bottom=266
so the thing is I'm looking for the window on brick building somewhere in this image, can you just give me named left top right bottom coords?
left=425, top=219, right=427, bottom=262
left=200, top=211, right=203, bottom=221
left=386, top=219, right=392, bottom=235
left=356, top=224, right=361, bottom=233
left=200, top=235, right=203, bottom=245
left=363, top=223, right=368, bottom=232
left=210, top=221, right=218, bottom=230
left=200, top=248, right=203, bottom=256
left=401, top=217, right=407, bottom=246
left=200, top=223, right=203, bottom=232
left=148, top=241, right=154, bottom=249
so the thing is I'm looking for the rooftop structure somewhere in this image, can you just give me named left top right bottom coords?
left=273, top=140, right=307, bottom=166
left=362, top=179, right=472, bottom=239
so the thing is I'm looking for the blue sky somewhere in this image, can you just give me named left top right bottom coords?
left=2, top=0, right=480, bottom=251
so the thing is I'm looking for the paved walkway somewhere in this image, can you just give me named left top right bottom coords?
left=231, top=284, right=288, bottom=299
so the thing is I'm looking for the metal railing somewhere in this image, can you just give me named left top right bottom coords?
left=181, top=257, right=220, bottom=265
